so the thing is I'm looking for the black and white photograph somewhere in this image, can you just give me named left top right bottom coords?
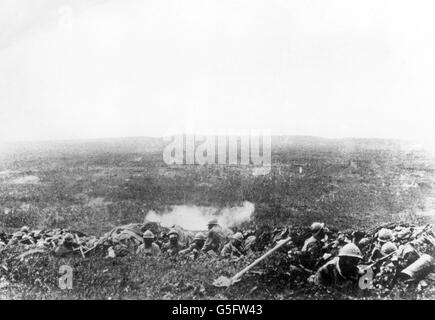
left=1, top=0, right=435, bottom=307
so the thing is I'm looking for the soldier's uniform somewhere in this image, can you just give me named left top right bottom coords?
left=137, top=230, right=161, bottom=257
left=180, top=242, right=200, bottom=254
left=161, top=229, right=183, bottom=255
left=137, top=243, right=161, bottom=256
left=221, top=242, right=245, bottom=257
left=221, top=232, right=245, bottom=257
left=179, top=233, right=206, bottom=258
left=369, top=228, right=394, bottom=262
left=179, top=242, right=203, bottom=258
left=162, top=241, right=182, bottom=255
left=202, top=223, right=225, bottom=254
left=313, top=257, right=359, bottom=288
left=244, top=235, right=256, bottom=253
left=312, top=243, right=363, bottom=291
left=301, top=236, right=324, bottom=255
left=300, top=223, right=328, bottom=269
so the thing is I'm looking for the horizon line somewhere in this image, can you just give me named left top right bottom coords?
left=0, top=133, right=419, bottom=145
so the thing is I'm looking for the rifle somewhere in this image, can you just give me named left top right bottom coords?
left=361, top=250, right=397, bottom=272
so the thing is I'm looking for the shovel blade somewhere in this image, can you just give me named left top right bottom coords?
left=213, top=276, right=242, bottom=288
left=213, top=276, right=233, bottom=288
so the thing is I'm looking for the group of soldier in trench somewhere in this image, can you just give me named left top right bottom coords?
left=2, top=219, right=434, bottom=293
left=129, top=220, right=435, bottom=291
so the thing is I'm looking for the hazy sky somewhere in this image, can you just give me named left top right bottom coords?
left=0, top=0, right=434, bottom=144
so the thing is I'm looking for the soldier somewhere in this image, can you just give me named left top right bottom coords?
left=357, top=237, right=371, bottom=252
left=179, top=233, right=206, bottom=258
left=202, top=219, right=224, bottom=255
left=351, top=231, right=366, bottom=245
left=137, top=230, right=161, bottom=257
left=311, top=243, right=363, bottom=290
left=221, top=232, right=245, bottom=258
left=369, top=241, right=399, bottom=275
left=373, top=242, right=400, bottom=290
left=369, top=228, right=394, bottom=262
left=54, top=233, right=77, bottom=258
left=162, top=229, right=183, bottom=255
left=302, top=222, right=327, bottom=254
left=378, top=228, right=394, bottom=243
left=299, top=222, right=329, bottom=269
left=395, top=243, right=420, bottom=270
left=395, top=227, right=412, bottom=245
left=380, top=242, right=398, bottom=257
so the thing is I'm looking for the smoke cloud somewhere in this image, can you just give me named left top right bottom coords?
left=145, top=201, right=255, bottom=231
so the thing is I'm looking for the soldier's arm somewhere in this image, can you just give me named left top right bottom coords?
left=155, top=244, right=161, bottom=255
left=179, top=243, right=195, bottom=255
left=301, top=241, right=309, bottom=253
left=136, top=245, right=143, bottom=254
left=179, top=247, right=191, bottom=255
left=220, top=244, right=230, bottom=257
left=236, top=247, right=245, bottom=256
left=202, top=237, right=213, bottom=252
left=314, top=264, right=333, bottom=287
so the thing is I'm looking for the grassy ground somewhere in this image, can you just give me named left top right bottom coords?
left=0, top=137, right=434, bottom=299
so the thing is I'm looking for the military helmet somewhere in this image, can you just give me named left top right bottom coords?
left=231, top=232, right=244, bottom=243
left=168, top=229, right=179, bottom=239
left=168, top=229, right=178, bottom=236
left=378, top=228, right=394, bottom=242
left=310, top=222, right=325, bottom=234
left=207, top=218, right=218, bottom=226
left=20, top=226, right=30, bottom=233
left=358, top=237, right=371, bottom=248
left=381, top=242, right=398, bottom=256
left=194, top=233, right=205, bottom=241
left=338, top=243, right=363, bottom=259
left=396, top=228, right=412, bottom=240
left=143, top=230, right=155, bottom=239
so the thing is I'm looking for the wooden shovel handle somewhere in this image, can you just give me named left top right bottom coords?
left=231, top=237, right=292, bottom=282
